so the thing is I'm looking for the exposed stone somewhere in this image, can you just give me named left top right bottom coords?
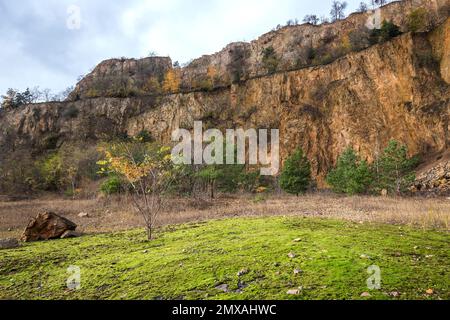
left=60, top=230, right=82, bottom=239
left=287, top=289, right=301, bottom=295
left=21, top=212, right=77, bottom=242
left=215, top=284, right=229, bottom=292
left=412, top=152, right=450, bottom=196
left=0, top=238, right=20, bottom=249
left=78, top=212, right=89, bottom=218
left=237, top=268, right=249, bottom=277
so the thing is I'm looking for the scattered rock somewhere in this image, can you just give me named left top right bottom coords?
left=293, top=238, right=302, bottom=242
left=78, top=212, right=89, bottom=218
left=237, top=268, right=249, bottom=277
left=389, top=291, right=400, bottom=297
left=426, top=289, right=434, bottom=295
left=7, top=228, right=12, bottom=232
left=360, top=254, right=371, bottom=259
left=288, top=252, right=296, bottom=259
left=381, top=189, right=388, bottom=197
left=143, top=250, right=148, bottom=254
left=21, top=212, right=77, bottom=242
left=425, top=255, right=434, bottom=258
left=0, top=238, right=20, bottom=250
left=293, top=269, right=302, bottom=275
left=215, top=284, right=229, bottom=293
left=361, top=292, right=371, bottom=297
left=60, top=230, right=82, bottom=239
left=287, top=289, right=300, bottom=295
left=412, top=160, right=450, bottom=196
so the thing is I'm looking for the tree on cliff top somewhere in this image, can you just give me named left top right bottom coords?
left=330, top=1, right=348, bottom=22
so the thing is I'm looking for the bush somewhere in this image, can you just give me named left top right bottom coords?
left=407, top=8, right=429, bottom=33
left=326, top=148, right=373, bottom=195
left=370, top=20, right=401, bottom=44
left=100, top=175, right=123, bottom=195
left=135, top=130, right=154, bottom=143
left=262, top=46, right=279, bottom=74
left=279, top=148, right=311, bottom=196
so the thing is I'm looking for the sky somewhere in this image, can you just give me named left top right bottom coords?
left=0, top=0, right=363, bottom=96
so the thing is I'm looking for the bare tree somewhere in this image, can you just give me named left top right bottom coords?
left=303, top=15, right=320, bottom=25
left=330, top=1, right=348, bottom=22
left=358, top=2, right=369, bottom=12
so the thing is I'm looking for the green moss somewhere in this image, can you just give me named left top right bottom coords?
left=0, top=217, right=448, bottom=300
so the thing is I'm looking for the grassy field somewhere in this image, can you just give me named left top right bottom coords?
left=1, top=216, right=448, bottom=300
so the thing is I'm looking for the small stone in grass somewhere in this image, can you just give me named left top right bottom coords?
left=360, top=254, right=371, bottom=259
left=389, top=291, right=400, bottom=297
left=237, top=269, right=249, bottom=277
left=288, top=252, right=296, bottom=259
left=293, top=238, right=302, bottom=242
left=287, top=289, right=300, bottom=295
left=215, top=284, right=229, bottom=293
left=426, top=289, right=434, bottom=295
left=361, top=292, right=371, bottom=297
left=294, top=269, right=302, bottom=275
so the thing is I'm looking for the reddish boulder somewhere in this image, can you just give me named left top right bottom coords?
left=21, top=212, right=77, bottom=242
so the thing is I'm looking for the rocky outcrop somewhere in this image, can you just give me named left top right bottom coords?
left=21, top=212, right=78, bottom=242
left=69, top=57, right=172, bottom=100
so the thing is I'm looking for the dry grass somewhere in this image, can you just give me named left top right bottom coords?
left=0, top=193, right=449, bottom=238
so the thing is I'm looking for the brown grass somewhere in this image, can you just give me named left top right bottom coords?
left=0, top=193, right=449, bottom=238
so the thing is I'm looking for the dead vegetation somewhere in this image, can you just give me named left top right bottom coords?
left=0, top=193, right=448, bottom=239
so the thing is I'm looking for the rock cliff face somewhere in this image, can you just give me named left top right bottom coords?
left=69, top=0, right=449, bottom=98
left=0, top=0, right=449, bottom=188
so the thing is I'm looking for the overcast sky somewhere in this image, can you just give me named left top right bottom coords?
left=0, top=0, right=363, bottom=95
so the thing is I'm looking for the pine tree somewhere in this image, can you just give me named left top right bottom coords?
left=326, top=147, right=373, bottom=195
left=279, top=149, right=311, bottom=196
left=375, top=140, right=419, bottom=195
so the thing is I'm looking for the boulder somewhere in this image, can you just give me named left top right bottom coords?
left=0, top=238, right=20, bottom=249
left=21, top=212, right=77, bottom=242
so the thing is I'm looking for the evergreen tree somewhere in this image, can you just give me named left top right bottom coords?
left=327, top=147, right=373, bottom=195
left=279, top=148, right=311, bottom=196
left=374, top=140, right=419, bottom=195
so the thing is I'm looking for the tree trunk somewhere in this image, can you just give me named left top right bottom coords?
left=146, top=227, right=152, bottom=241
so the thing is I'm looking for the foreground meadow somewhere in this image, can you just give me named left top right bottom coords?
left=1, top=216, right=448, bottom=300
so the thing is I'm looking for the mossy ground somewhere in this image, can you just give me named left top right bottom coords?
left=0, top=217, right=448, bottom=300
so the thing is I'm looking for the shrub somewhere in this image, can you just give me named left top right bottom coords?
left=407, top=8, right=429, bottom=33
left=279, top=148, right=311, bottom=196
left=100, top=175, right=123, bottom=195
left=135, top=130, right=154, bottom=143
left=326, top=147, right=373, bottom=195
left=262, top=46, right=279, bottom=74
left=370, top=20, right=401, bottom=44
